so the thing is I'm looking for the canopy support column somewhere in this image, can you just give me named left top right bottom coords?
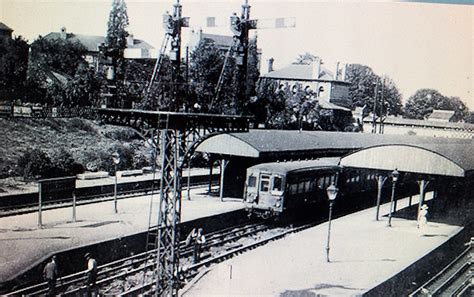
left=417, top=179, right=430, bottom=219
left=375, top=175, right=388, bottom=221
left=219, top=159, right=229, bottom=201
left=208, top=159, right=214, bottom=194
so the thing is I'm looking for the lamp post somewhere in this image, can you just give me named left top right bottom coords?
left=387, top=169, right=399, bottom=227
left=326, top=182, right=339, bottom=263
left=112, top=152, right=120, bottom=213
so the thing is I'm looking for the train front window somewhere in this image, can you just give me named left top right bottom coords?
left=271, top=175, right=283, bottom=195
left=260, top=175, right=270, bottom=192
left=248, top=175, right=257, bottom=188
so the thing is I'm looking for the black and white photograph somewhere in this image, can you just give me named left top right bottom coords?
left=0, top=0, right=473, bottom=295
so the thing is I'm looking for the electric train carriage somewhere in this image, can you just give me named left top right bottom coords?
left=244, top=157, right=419, bottom=219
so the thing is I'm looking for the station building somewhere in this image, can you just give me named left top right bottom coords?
left=260, top=58, right=352, bottom=109
left=43, top=27, right=155, bottom=70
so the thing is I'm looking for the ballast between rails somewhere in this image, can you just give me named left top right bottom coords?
left=6, top=222, right=267, bottom=296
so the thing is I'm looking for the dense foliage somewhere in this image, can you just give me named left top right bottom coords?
left=404, top=89, right=469, bottom=122
left=105, top=0, right=129, bottom=81
left=0, top=36, right=29, bottom=91
left=345, top=64, right=403, bottom=117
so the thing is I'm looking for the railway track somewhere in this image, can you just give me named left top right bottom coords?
left=120, top=220, right=321, bottom=296
left=410, top=241, right=473, bottom=297
left=0, top=180, right=215, bottom=216
left=6, top=222, right=270, bottom=296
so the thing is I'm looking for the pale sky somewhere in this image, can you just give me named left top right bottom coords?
left=1, top=0, right=473, bottom=109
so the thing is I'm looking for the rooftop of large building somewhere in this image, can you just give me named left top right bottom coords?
left=44, top=28, right=153, bottom=52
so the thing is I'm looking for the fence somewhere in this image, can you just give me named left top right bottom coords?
left=0, top=105, right=98, bottom=119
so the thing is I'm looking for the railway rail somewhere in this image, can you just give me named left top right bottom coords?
left=0, top=175, right=217, bottom=216
left=7, top=217, right=326, bottom=296
left=410, top=240, right=473, bottom=297
left=6, top=222, right=269, bottom=295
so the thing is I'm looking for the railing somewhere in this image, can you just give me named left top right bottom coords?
left=0, top=105, right=98, bottom=119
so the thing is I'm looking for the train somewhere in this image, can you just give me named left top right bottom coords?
left=243, top=157, right=416, bottom=219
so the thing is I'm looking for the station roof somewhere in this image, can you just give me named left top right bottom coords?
left=196, top=129, right=472, bottom=160
left=340, top=143, right=474, bottom=177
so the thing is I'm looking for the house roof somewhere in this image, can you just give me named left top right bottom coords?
left=0, top=22, right=13, bottom=32
left=319, top=99, right=351, bottom=111
left=428, top=109, right=455, bottom=121
left=44, top=32, right=153, bottom=52
left=201, top=33, right=233, bottom=48
left=261, top=63, right=348, bottom=83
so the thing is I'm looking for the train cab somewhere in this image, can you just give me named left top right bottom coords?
left=244, top=158, right=341, bottom=219
left=245, top=168, right=285, bottom=218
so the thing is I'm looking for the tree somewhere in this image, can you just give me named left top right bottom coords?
left=29, top=36, right=87, bottom=78
left=346, top=64, right=403, bottom=117
left=243, top=36, right=260, bottom=113
left=404, top=89, right=470, bottom=121
left=66, top=64, right=103, bottom=107
left=17, top=148, right=52, bottom=180
left=105, top=0, right=129, bottom=81
left=0, top=36, right=29, bottom=91
left=189, top=39, right=225, bottom=113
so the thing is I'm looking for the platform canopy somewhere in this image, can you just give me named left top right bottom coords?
left=195, top=129, right=473, bottom=160
left=340, top=143, right=474, bottom=177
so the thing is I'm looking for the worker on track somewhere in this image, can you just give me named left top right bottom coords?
left=43, top=255, right=58, bottom=296
left=186, top=228, right=206, bottom=264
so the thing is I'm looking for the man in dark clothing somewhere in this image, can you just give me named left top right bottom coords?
left=43, top=256, right=58, bottom=296
left=186, top=228, right=206, bottom=264
left=85, top=253, right=97, bottom=296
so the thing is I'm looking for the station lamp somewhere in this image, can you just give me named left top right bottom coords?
left=387, top=169, right=399, bottom=227
left=326, top=182, right=339, bottom=263
left=112, top=152, right=120, bottom=213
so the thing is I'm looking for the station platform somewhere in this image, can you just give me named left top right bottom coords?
left=183, top=193, right=467, bottom=296
left=0, top=187, right=243, bottom=283
left=0, top=167, right=216, bottom=197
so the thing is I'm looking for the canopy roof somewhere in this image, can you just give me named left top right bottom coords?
left=340, top=143, right=474, bottom=177
left=196, top=130, right=472, bottom=160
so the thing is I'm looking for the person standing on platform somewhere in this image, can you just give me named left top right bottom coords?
left=418, top=204, right=429, bottom=229
left=186, top=228, right=206, bottom=264
left=84, top=253, right=97, bottom=296
left=43, top=256, right=58, bottom=296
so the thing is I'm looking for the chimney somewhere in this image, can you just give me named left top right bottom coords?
left=268, top=57, right=274, bottom=72
left=335, top=62, right=340, bottom=80
left=127, top=34, right=134, bottom=47
left=312, top=57, right=322, bottom=80
left=60, top=27, right=67, bottom=40
left=342, top=63, right=347, bottom=81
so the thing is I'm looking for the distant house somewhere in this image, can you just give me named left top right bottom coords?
left=188, top=29, right=234, bottom=53
left=43, top=27, right=155, bottom=70
left=0, top=22, right=13, bottom=41
left=260, top=58, right=352, bottom=109
left=427, top=109, right=455, bottom=122
left=187, top=29, right=262, bottom=68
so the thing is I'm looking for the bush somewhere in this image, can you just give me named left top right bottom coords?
left=68, top=118, right=96, bottom=133
left=49, top=148, right=75, bottom=177
left=17, top=148, right=52, bottom=180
